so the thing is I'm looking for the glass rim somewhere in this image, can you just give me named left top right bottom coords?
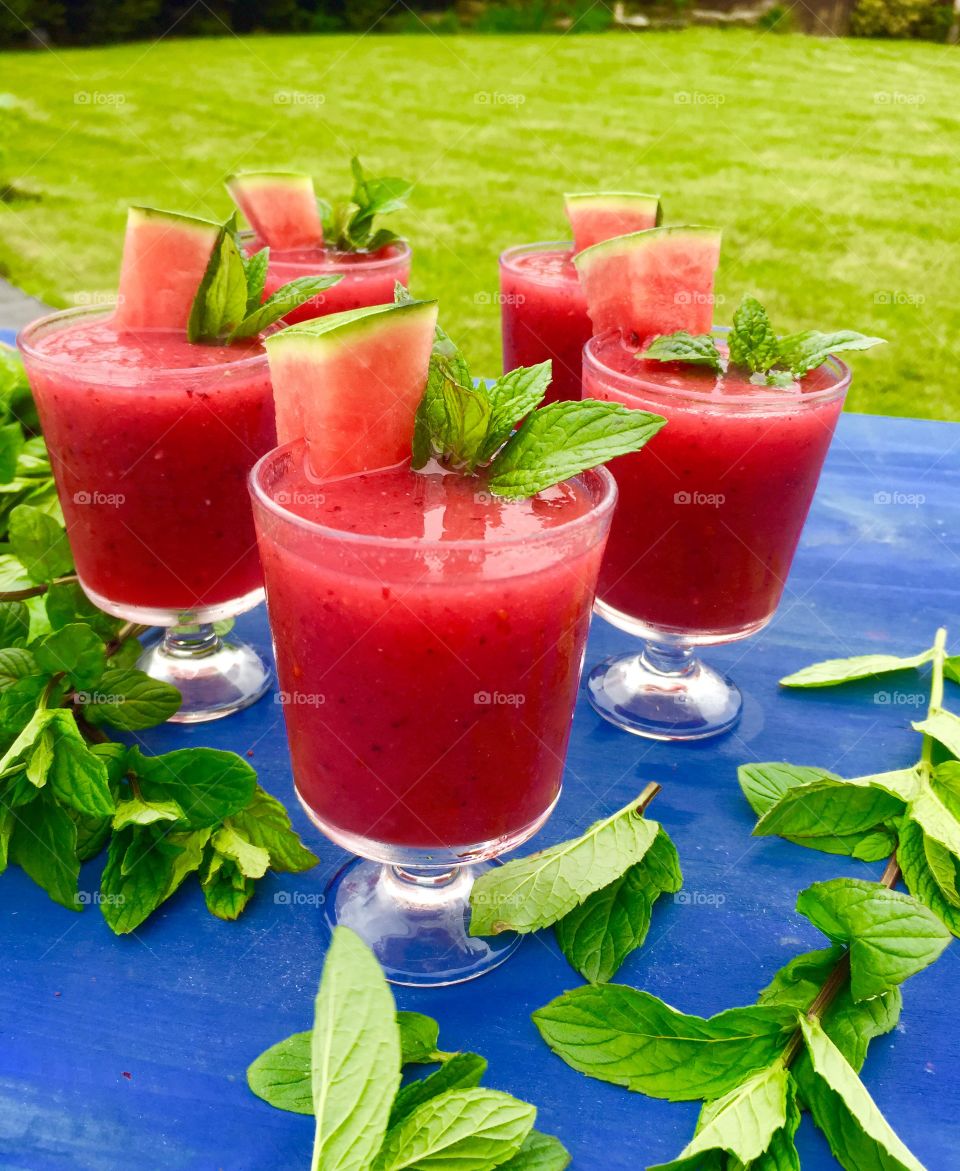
left=236, top=228, right=412, bottom=269
left=249, top=439, right=618, bottom=553
left=584, top=327, right=852, bottom=408
left=17, top=304, right=270, bottom=377
left=498, top=240, right=577, bottom=285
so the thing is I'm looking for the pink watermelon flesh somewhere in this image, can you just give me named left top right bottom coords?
left=265, top=300, right=438, bottom=480
left=565, top=194, right=662, bottom=253
left=114, top=207, right=220, bottom=331
left=575, top=227, right=722, bottom=342
left=227, top=172, right=323, bottom=252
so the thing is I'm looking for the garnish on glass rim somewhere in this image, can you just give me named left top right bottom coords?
left=397, top=285, right=667, bottom=498
left=228, top=158, right=412, bottom=255
left=642, top=294, right=886, bottom=387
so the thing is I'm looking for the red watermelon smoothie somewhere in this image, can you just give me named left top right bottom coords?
left=583, top=331, right=850, bottom=640
left=499, top=242, right=591, bottom=405
left=19, top=306, right=275, bottom=621
left=250, top=441, right=616, bottom=857
left=244, top=234, right=411, bottom=325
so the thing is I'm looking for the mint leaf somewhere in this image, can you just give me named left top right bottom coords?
left=209, top=823, right=270, bottom=878
left=498, top=1131, right=571, bottom=1171
left=469, top=796, right=661, bottom=936
left=35, top=622, right=105, bottom=690
left=45, top=580, right=122, bottom=641
left=643, top=331, right=723, bottom=371
left=944, top=656, right=960, bottom=685
left=0, top=600, right=29, bottom=647
left=372, top=1088, right=535, bottom=1171
left=100, top=824, right=182, bottom=933
left=248, top=1030, right=314, bottom=1115
left=914, top=709, right=960, bottom=758
left=728, top=296, right=781, bottom=375
left=897, top=818, right=960, bottom=936
left=533, top=985, right=794, bottom=1102
left=242, top=246, right=269, bottom=313
left=757, top=946, right=901, bottom=1072
left=554, top=826, right=681, bottom=983
left=648, top=1061, right=791, bottom=1170
left=389, top=1052, right=488, bottom=1129
left=8, top=790, right=80, bottom=909
left=226, top=786, right=318, bottom=873
left=796, top=1015, right=923, bottom=1171
left=778, top=329, right=886, bottom=379
left=477, top=362, right=552, bottom=462
left=753, top=779, right=904, bottom=843
left=201, top=849, right=256, bottom=920
left=0, top=646, right=36, bottom=690
left=311, top=927, right=402, bottom=1171
left=487, top=400, right=666, bottom=499
left=0, top=421, right=23, bottom=483
left=739, top=762, right=842, bottom=817
left=796, top=878, right=950, bottom=1000
left=80, top=667, right=182, bottom=730
left=780, top=648, right=934, bottom=688
left=396, top=1010, right=456, bottom=1065
left=227, top=274, right=342, bottom=342
left=342, top=158, right=412, bottom=252
left=187, top=216, right=248, bottom=344
left=127, top=745, right=256, bottom=827
left=8, top=504, right=73, bottom=582
left=112, top=795, right=183, bottom=830
left=411, top=317, right=483, bottom=470
left=247, top=1011, right=453, bottom=1117
left=43, top=711, right=114, bottom=818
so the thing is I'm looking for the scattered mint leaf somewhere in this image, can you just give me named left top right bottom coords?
left=371, top=1088, right=535, bottom=1171
left=498, top=1131, right=571, bottom=1171
left=8, top=790, right=80, bottom=909
left=897, top=818, right=960, bottom=937
left=647, top=1061, right=791, bottom=1170
left=796, top=1015, right=924, bottom=1171
left=554, top=826, right=682, bottom=983
left=487, top=400, right=666, bottom=499
left=80, top=667, right=182, bottom=730
left=210, top=823, right=270, bottom=879
left=35, top=622, right=105, bottom=690
left=45, top=580, right=122, bottom=641
left=226, top=786, right=319, bottom=874
left=796, top=878, right=950, bottom=1001
left=944, top=656, right=960, bottom=685
left=8, top=504, right=73, bottom=582
left=778, top=329, right=886, bottom=379
left=752, top=778, right=904, bottom=842
left=311, top=927, right=401, bottom=1171
left=643, top=331, right=723, bottom=371
left=201, top=849, right=256, bottom=920
left=388, top=1052, right=488, bottom=1129
left=112, top=795, right=183, bottom=830
left=914, top=709, right=960, bottom=758
left=0, top=646, right=36, bottom=690
left=0, top=599, right=29, bottom=647
left=127, top=745, right=256, bottom=827
left=532, top=985, right=795, bottom=1102
left=469, top=794, right=661, bottom=936
left=0, top=422, right=23, bottom=483
left=728, top=295, right=781, bottom=375
left=739, top=762, right=842, bottom=817
left=780, top=647, right=934, bottom=688
left=248, top=1030, right=314, bottom=1115
left=396, top=1010, right=456, bottom=1065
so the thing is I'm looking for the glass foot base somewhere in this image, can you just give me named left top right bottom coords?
left=138, top=625, right=271, bottom=724
left=324, top=858, right=522, bottom=987
left=587, top=645, right=742, bottom=741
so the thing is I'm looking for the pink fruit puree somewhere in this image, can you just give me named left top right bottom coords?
left=251, top=448, right=613, bottom=853
left=584, top=333, right=848, bottom=639
left=23, top=316, right=275, bottom=616
left=250, top=238, right=412, bottom=324
left=499, top=245, right=591, bottom=405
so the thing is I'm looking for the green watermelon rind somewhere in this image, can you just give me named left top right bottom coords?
left=573, top=224, right=721, bottom=276
left=226, top=170, right=315, bottom=194
left=564, top=191, right=662, bottom=214
left=126, top=205, right=221, bottom=234
left=265, top=299, right=439, bottom=354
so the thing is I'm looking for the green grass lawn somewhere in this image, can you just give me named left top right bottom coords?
left=0, top=28, right=958, bottom=419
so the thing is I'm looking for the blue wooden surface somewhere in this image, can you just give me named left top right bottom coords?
left=1, top=321, right=958, bottom=1170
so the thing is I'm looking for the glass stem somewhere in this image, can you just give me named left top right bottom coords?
left=161, top=622, right=222, bottom=660
left=640, top=640, right=697, bottom=678
left=390, top=865, right=461, bottom=890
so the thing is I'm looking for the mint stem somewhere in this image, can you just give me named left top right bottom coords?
left=779, top=633, right=948, bottom=1070
left=0, top=574, right=78, bottom=601
left=634, top=781, right=662, bottom=815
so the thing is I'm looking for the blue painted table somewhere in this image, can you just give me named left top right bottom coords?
left=1, top=323, right=958, bottom=1169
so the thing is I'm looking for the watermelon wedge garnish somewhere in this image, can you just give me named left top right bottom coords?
left=226, top=171, right=324, bottom=251
left=574, top=226, right=722, bottom=342
left=564, top=191, right=662, bottom=253
left=114, top=206, right=221, bottom=331
left=265, top=299, right=439, bottom=479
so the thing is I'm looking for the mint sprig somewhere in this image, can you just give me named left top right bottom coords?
left=318, top=157, right=412, bottom=253
left=248, top=928, right=570, bottom=1169
left=641, top=294, right=885, bottom=386
left=400, top=286, right=666, bottom=498
left=187, top=215, right=342, bottom=344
